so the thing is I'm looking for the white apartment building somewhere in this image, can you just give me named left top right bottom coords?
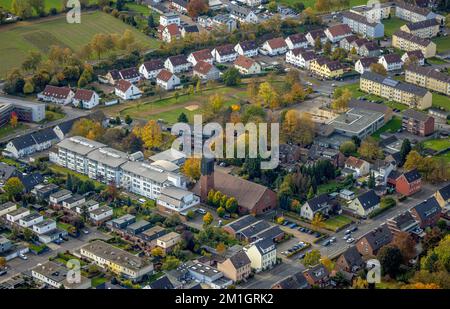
left=32, top=219, right=57, bottom=235
left=243, top=238, right=277, bottom=272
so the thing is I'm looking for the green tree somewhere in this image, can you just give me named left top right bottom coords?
left=399, top=139, right=411, bottom=167
left=368, top=172, right=376, bottom=189
left=377, top=246, right=403, bottom=277
left=162, top=256, right=181, bottom=270
left=222, top=67, right=241, bottom=86
left=267, top=1, right=278, bottom=12
left=4, top=177, right=24, bottom=201
left=177, top=112, right=188, bottom=123
left=340, top=140, right=356, bottom=156
left=225, top=197, right=238, bottom=213
left=217, top=206, right=225, bottom=218
left=303, top=249, right=321, bottom=267
left=12, top=0, right=32, bottom=19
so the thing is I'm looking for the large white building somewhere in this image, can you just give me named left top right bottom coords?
left=243, top=238, right=277, bottom=272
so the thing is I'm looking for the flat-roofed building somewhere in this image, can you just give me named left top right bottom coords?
left=56, top=136, right=105, bottom=174
left=330, top=108, right=385, bottom=139
left=32, top=261, right=91, bottom=289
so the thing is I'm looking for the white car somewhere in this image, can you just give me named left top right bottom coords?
left=346, top=238, right=355, bottom=244
left=343, top=234, right=350, bottom=240
left=196, top=208, right=206, bottom=215
left=19, top=253, right=28, bottom=260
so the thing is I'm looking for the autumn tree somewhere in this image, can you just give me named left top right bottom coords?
left=320, top=256, right=335, bottom=272
left=187, top=0, right=209, bottom=18
left=225, top=197, right=238, bottom=213
left=340, top=140, right=356, bottom=156
left=331, top=88, right=351, bottom=112
left=222, top=67, right=241, bottom=86
left=258, top=82, right=280, bottom=109
left=137, top=120, right=162, bottom=149
left=70, top=119, right=105, bottom=140
left=315, top=0, right=330, bottom=11
left=303, top=249, right=321, bottom=267
left=12, top=0, right=32, bottom=19
left=377, top=246, right=403, bottom=277
left=182, top=157, right=201, bottom=182
left=22, top=51, right=42, bottom=72
left=203, top=212, right=214, bottom=226
left=393, top=231, right=416, bottom=263
left=312, top=212, right=325, bottom=229
left=370, top=63, right=387, bottom=76
left=4, top=177, right=24, bottom=201
left=216, top=242, right=226, bottom=254
left=10, top=112, right=18, bottom=128
left=0, top=257, right=6, bottom=268
left=358, top=137, right=383, bottom=161
left=323, top=41, right=332, bottom=55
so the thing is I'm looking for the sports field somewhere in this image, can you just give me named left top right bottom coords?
left=0, top=11, right=158, bottom=77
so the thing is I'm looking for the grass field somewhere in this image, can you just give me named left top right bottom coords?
left=372, top=116, right=402, bottom=139
left=108, top=86, right=247, bottom=124
left=0, top=123, right=27, bottom=139
left=433, top=93, right=450, bottom=112
left=0, top=11, right=158, bottom=77
left=0, top=0, right=64, bottom=12
left=382, top=17, right=405, bottom=37
left=276, top=0, right=367, bottom=11
left=423, top=138, right=450, bottom=152
left=433, top=36, right=450, bottom=54
left=323, top=215, right=353, bottom=232
left=49, top=163, right=105, bottom=190
left=427, top=57, right=448, bottom=65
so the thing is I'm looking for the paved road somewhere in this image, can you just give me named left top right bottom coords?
left=0, top=95, right=90, bottom=144
left=0, top=226, right=109, bottom=282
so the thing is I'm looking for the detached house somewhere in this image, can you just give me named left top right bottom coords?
left=263, top=37, right=288, bottom=56
left=233, top=55, right=261, bottom=75
left=118, top=67, right=141, bottom=84
left=306, top=29, right=327, bottom=47
left=395, top=169, right=422, bottom=196
left=193, top=61, right=220, bottom=81
left=343, top=156, right=370, bottom=177
left=159, top=12, right=180, bottom=27
left=349, top=190, right=380, bottom=217
left=286, top=49, right=316, bottom=69
left=272, top=272, right=310, bottom=289
left=434, top=183, right=450, bottom=208
left=139, top=59, right=164, bottom=80
left=181, top=25, right=199, bottom=38
left=410, top=197, right=441, bottom=228
left=285, top=34, right=308, bottom=50
left=228, top=3, right=258, bottom=24
left=401, top=50, right=425, bottom=66
left=300, top=193, right=333, bottom=220
left=356, top=224, right=393, bottom=256
left=37, top=85, right=74, bottom=105
left=355, top=57, right=379, bottom=74
left=156, top=69, right=180, bottom=90
left=187, top=49, right=214, bottom=66
left=336, top=246, right=364, bottom=273
left=324, top=24, right=353, bottom=43
left=211, top=44, right=238, bottom=63
left=303, top=264, right=330, bottom=288
left=162, top=24, right=181, bottom=43
left=234, top=41, right=258, bottom=57
left=114, top=80, right=142, bottom=100
left=217, top=250, right=251, bottom=282
left=378, top=54, right=403, bottom=71
left=164, top=55, right=192, bottom=73
left=243, top=238, right=277, bottom=272
left=72, top=89, right=99, bottom=109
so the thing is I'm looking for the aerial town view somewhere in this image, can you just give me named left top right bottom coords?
left=0, top=0, right=449, bottom=297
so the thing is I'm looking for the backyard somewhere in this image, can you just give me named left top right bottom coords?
left=0, top=123, right=27, bottom=139
left=422, top=138, right=450, bottom=152
left=0, top=11, right=159, bottom=77
left=323, top=215, right=353, bottom=232
left=372, top=116, right=402, bottom=139
left=382, top=17, right=406, bottom=37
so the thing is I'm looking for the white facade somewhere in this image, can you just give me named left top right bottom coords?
left=72, top=91, right=99, bottom=109
left=159, top=13, right=180, bottom=27
left=285, top=36, right=308, bottom=50
left=89, top=206, right=113, bottom=223
left=211, top=48, right=238, bottom=63
left=262, top=40, right=288, bottom=56
left=156, top=73, right=181, bottom=90
left=234, top=43, right=258, bottom=57
left=115, top=84, right=142, bottom=100
left=378, top=56, right=403, bottom=71
left=18, top=213, right=44, bottom=228
left=285, top=50, right=313, bottom=69
left=33, top=220, right=57, bottom=235
left=243, top=241, right=277, bottom=272
left=37, top=89, right=74, bottom=105
left=139, top=63, right=163, bottom=80
left=164, top=58, right=192, bottom=73
left=6, top=208, right=30, bottom=223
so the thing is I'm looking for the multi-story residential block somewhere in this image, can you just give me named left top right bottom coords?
left=405, top=65, right=450, bottom=95
left=234, top=41, right=258, bottom=57
left=32, top=261, right=91, bottom=289
left=342, top=11, right=385, bottom=39
left=395, top=0, right=437, bottom=23
left=309, top=57, right=344, bottom=79
left=171, top=0, right=188, bottom=14
left=233, top=55, right=261, bottom=75
left=80, top=240, right=153, bottom=281
left=56, top=136, right=105, bottom=174
left=402, top=109, right=435, bottom=136
left=243, top=238, right=277, bottom=272
left=378, top=54, right=403, bottom=71
left=285, top=34, right=308, bottom=50
left=285, top=49, right=316, bottom=69
left=217, top=250, right=251, bottom=282
left=350, top=3, right=392, bottom=21
left=324, top=24, right=353, bottom=43
left=360, top=72, right=432, bottom=110
left=211, top=44, right=238, bottom=63
left=392, top=30, right=436, bottom=58
left=400, top=18, right=440, bottom=38
left=86, top=147, right=130, bottom=184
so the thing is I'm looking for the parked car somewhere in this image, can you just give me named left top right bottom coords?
left=19, top=253, right=28, bottom=260
left=343, top=234, right=351, bottom=240
left=298, top=254, right=306, bottom=260
left=330, top=237, right=337, bottom=243
left=345, top=229, right=352, bottom=235
left=0, top=268, right=7, bottom=276
left=350, top=226, right=358, bottom=232
left=346, top=237, right=355, bottom=243
left=196, top=208, right=206, bottom=215
left=83, top=229, right=89, bottom=235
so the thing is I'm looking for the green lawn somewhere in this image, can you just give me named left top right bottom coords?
left=49, top=164, right=105, bottom=190
left=433, top=36, right=450, bottom=54
left=432, top=93, right=450, bottom=112
left=372, top=116, right=402, bottom=139
left=44, top=110, right=65, bottom=122
left=276, top=0, right=367, bottom=11
left=0, top=0, right=67, bottom=12
left=57, top=221, right=73, bottom=232
left=0, top=11, right=158, bottom=77
left=426, top=57, right=448, bottom=65
left=323, top=215, right=353, bottom=232
left=0, top=123, right=27, bottom=139
left=317, top=181, right=340, bottom=194
left=423, top=138, right=450, bottom=152
left=437, top=151, right=450, bottom=163
left=126, top=3, right=151, bottom=15
left=385, top=101, right=408, bottom=111
left=383, top=17, right=406, bottom=37
left=91, top=276, right=108, bottom=287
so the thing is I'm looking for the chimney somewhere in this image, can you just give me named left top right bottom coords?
left=200, top=157, right=214, bottom=202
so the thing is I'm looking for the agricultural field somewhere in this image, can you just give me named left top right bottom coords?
left=104, top=85, right=248, bottom=125
left=0, top=11, right=158, bottom=77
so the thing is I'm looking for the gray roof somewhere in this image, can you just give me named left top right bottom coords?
left=393, top=30, right=432, bottom=48
left=340, top=246, right=364, bottom=268
left=149, top=148, right=186, bottom=163
left=306, top=193, right=331, bottom=212
left=20, top=212, right=42, bottom=222
left=406, top=66, right=450, bottom=84
left=437, top=183, right=450, bottom=200
left=57, top=136, right=105, bottom=156
left=412, top=197, right=440, bottom=220
left=225, top=215, right=259, bottom=233
left=273, top=272, right=309, bottom=289
left=331, top=108, right=384, bottom=135
left=361, top=224, right=392, bottom=251
left=121, top=161, right=173, bottom=184
left=361, top=72, right=429, bottom=97
left=403, top=109, right=432, bottom=122
left=348, top=99, right=390, bottom=114
left=87, top=147, right=129, bottom=168
left=50, top=189, right=72, bottom=199
left=0, top=202, right=16, bottom=212
left=356, top=190, right=380, bottom=210
left=396, top=0, right=432, bottom=17
left=405, top=18, right=439, bottom=31
left=402, top=169, right=421, bottom=183
left=90, top=206, right=112, bottom=216
left=342, top=10, right=379, bottom=27
left=228, top=250, right=251, bottom=269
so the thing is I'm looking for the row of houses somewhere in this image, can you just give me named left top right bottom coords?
left=355, top=51, right=425, bottom=74
left=37, top=86, right=99, bottom=109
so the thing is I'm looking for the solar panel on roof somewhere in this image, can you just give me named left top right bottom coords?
left=382, top=78, right=398, bottom=87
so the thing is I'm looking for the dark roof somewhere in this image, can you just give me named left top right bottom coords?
left=18, top=173, right=44, bottom=192
left=361, top=224, right=393, bottom=251
left=403, top=109, right=432, bottom=122
left=142, top=59, right=164, bottom=72
left=390, top=211, right=417, bottom=230
left=228, top=250, right=251, bottom=269
left=304, top=264, right=329, bottom=282
left=31, top=127, right=57, bottom=144
left=396, top=0, right=432, bottom=16
left=273, top=272, right=309, bottom=289
left=167, top=54, right=189, bottom=66
left=239, top=221, right=271, bottom=238
left=358, top=57, right=378, bottom=68
left=254, top=237, right=275, bottom=254
left=327, top=24, right=352, bottom=37
left=405, top=50, right=425, bottom=60
left=306, top=193, right=331, bottom=212
left=237, top=40, right=258, bottom=51
left=362, top=41, right=379, bottom=51
left=225, top=215, right=258, bottom=233
left=379, top=135, right=399, bottom=148
left=108, top=70, right=121, bottom=81
left=325, top=60, right=343, bottom=71
left=119, top=67, right=140, bottom=80
left=412, top=197, right=440, bottom=220
left=286, top=33, right=307, bottom=44
left=255, top=226, right=283, bottom=241
left=405, top=18, right=439, bottom=31
left=0, top=162, right=17, bottom=181
left=402, top=169, right=421, bottom=183
left=308, top=29, right=326, bottom=39
left=10, top=134, right=36, bottom=150
left=10, top=127, right=57, bottom=151
left=340, top=246, right=364, bottom=268
left=214, top=44, right=236, bottom=56
left=190, top=49, right=213, bottom=61
left=361, top=72, right=429, bottom=96
left=382, top=53, right=402, bottom=64
left=348, top=98, right=390, bottom=114
left=393, top=30, right=432, bottom=48
left=357, top=190, right=380, bottom=210
left=149, top=276, right=174, bottom=289
left=55, top=119, right=76, bottom=135
left=437, top=183, right=450, bottom=200
left=388, top=170, right=402, bottom=180
left=342, top=10, right=379, bottom=27
left=342, top=35, right=358, bottom=44
left=172, top=0, right=188, bottom=8
left=183, top=25, right=199, bottom=33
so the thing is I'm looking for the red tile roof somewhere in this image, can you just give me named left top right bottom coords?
left=267, top=37, right=287, bottom=49
left=193, top=61, right=214, bottom=75
left=327, top=24, right=352, bottom=37
left=74, top=89, right=95, bottom=101
left=234, top=55, right=256, bottom=69
left=42, top=85, right=72, bottom=99
left=191, top=49, right=213, bottom=62
left=156, top=69, right=174, bottom=82
left=115, top=80, right=132, bottom=92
